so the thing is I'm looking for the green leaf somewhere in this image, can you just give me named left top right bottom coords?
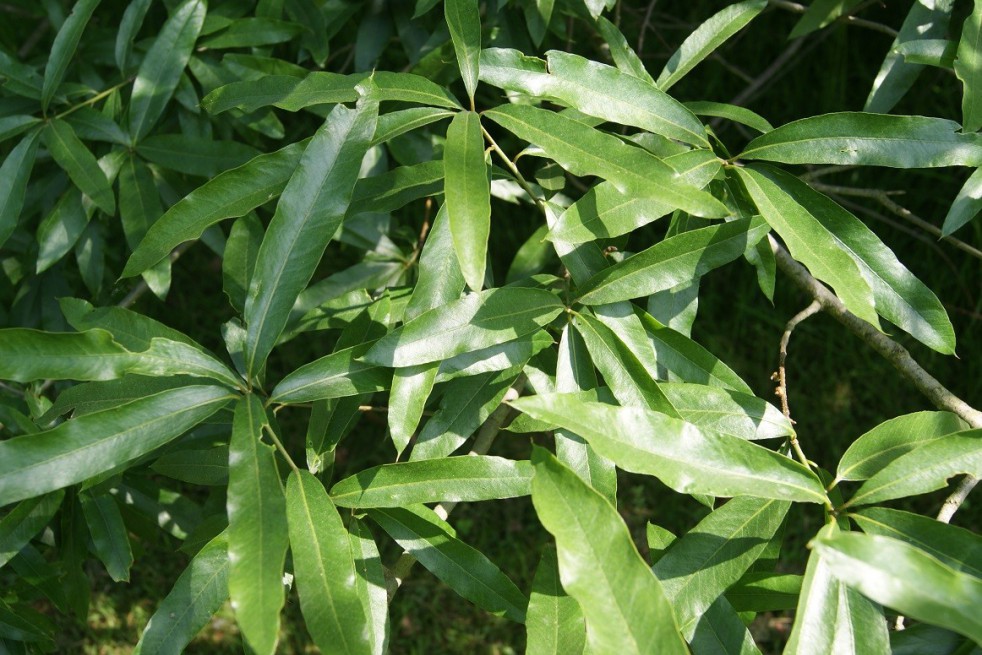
left=365, top=286, right=563, bottom=367
left=864, top=0, right=953, bottom=113
left=756, top=166, right=955, bottom=352
left=445, top=111, right=490, bottom=291
left=0, top=491, right=64, bottom=568
left=0, top=328, right=134, bottom=382
left=813, top=531, right=982, bottom=645
left=270, top=342, right=391, bottom=404
left=123, top=139, right=307, bottom=278
left=850, top=507, right=982, bottom=577
left=788, top=0, right=863, bottom=39
left=512, top=395, right=829, bottom=504
left=785, top=524, right=890, bottom=654
left=40, top=375, right=198, bottom=422
left=40, top=0, right=101, bottom=112
left=896, top=39, right=958, bottom=69
left=552, top=149, right=722, bottom=244
left=483, top=104, right=727, bottom=218
left=115, top=0, right=152, bottom=72
left=151, top=447, right=228, bottom=485
left=0, top=130, right=41, bottom=248
left=80, top=493, right=133, bottom=582
left=36, top=189, right=89, bottom=274
left=348, top=518, right=389, bottom=655
left=659, top=382, right=793, bottom=441
left=530, top=448, right=687, bottom=654
left=372, top=107, right=456, bottom=146
left=404, top=203, right=466, bottom=322
left=368, top=505, right=528, bottom=622
left=129, top=0, right=207, bottom=142
left=200, top=17, right=303, bottom=48
left=739, top=112, right=982, bottom=168
left=653, top=497, right=789, bottom=636
left=688, top=596, right=762, bottom=655
left=348, top=161, right=443, bottom=216
left=388, top=365, right=438, bottom=459
left=286, top=470, right=371, bottom=655
left=222, top=214, right=264, bottom=313
left=734, top=167, right=879, bottom=328
left=331, top=456, right=532, bottom=507
left=942, top=167, right=982, bottom=236
left=227, top=395, right=288, bottom=655
left=244, top=93, right=378, bottom=378
left=43, top=120, right=115, bottom=215
left=575, top=216, right=768, bottom=305
left=445, top=0, right=481, bottom=104
left=726, top=573, right=802, bottom=612
left=835, top=411, right=966, bottom=483
left=655, top=0, right=766, bottom=92
left=134, top=532, right=229, bottom=655
left=544, top=51, right=708, bottom=147
left=595, top=16, right=654, bottom=84
left=136, top=135, right=260, bottom=178
left=525, top=545, right=586, bottom=655
left=0, top=385, right=232, bottom=507
left=685, top=100, right=774, bottom=133
left=844, top=429, right=982, bottom=507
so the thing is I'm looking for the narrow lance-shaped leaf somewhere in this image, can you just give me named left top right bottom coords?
left=957, top=2, right=982, bottom=133
left=659, top=382, right=793, bottom=441
left=36, top=189, right=89, bottom=274
left=575, top=216, right=769, bottom=305
left=364, top=286, right=564, bottom=368
left=227, top=395, right=288, bottom=655
left=512, top=395, right=829, bottom=504
left=813, top=531, right=982, bottom=645
left=656, top=0, right=767, bottom=91
left=445, top=0, right=481, bottom=104
left=942, top=167, right=982, bottom=237
left=0, top=385, right=232, bottom=507
left=348, top=518, right=389, bottom=655
left=0, top=130, right=41, bottom=249
left=43, top=120, right=115, bottom=215
left=844, top=429, right=982, bottom=507
left=0, top=491, right=64, bottom=568
left=134, top=532, right=229, bottom=655
left=129, top=0, right=207, bottom=142
left=785, top=524, right=890, bottom=655
left=244, top=92, right=378, bottom=378
left=41, top=0, right=101, bottom=112
left=286, top=470, right=371, bottom=655
left=525, top=545, right=586, bottom=655
left=445, top=111, right=490, bottom=291
left=80, top=493, right=134, bottom=583
left=739, top=112, right=982, bottom=168
left=123, top=139, right=308, bottom=278
left=685, top=100, right=774, bottom=134
left=270, top=341, right=391, bottom=404
left=596, top=16, right=654, bottom=83
left=115, top=0, right=153, bottom=72
left=530, top=448, right=688, bottom=655
left=734, top=167, right=879, bottom=328
left=653, top=497, right=789, bottom=636
left=483, top=104, right=727, bottom=218
left=330, top=456, right=533, bottom=507
left=368, top=505, right=528, bottom=622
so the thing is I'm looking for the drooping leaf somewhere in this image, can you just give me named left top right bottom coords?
left=134, top=532, right=229, bottom=655
left=445, top=0, right=481, bottom=104
left=227, top=395, right=288, bottom=655
left=0, top=491, right=64, bottom=568
left=575, top=216, right=768, bottom=305
left=835, top=411, right=966, bottom=483
left=785, top=524, right=890, bottom=655
left=512, top=395, right=829, bottom=504
left=0, top=130, right=41, bottom=249
left=739, top=112, right=982, bottom=168
left=388, top=365, right=438, bottom=459
left=403, top=203, right=466, bottom=322
left=348, top=518, right=389, bottom=655
left=270, top=342, right=391, bottom=404
left=36, top=189, right=89, bottom=274
left=942, top=167, right=982, bottom=236
left=286, top=470, right=371, bottom=655
left=655, top=0, right=767, bottom=92
left=525, top=545, right=586, bottom=655
left=43, top=120, right=115, bottom=215
left=222, top=213, right=264, bottom=313
left=123, top=140, right=307, bottom=278
left=365, top=286, right=563, bottom=367
left=734, top=166, right=879, bottom=328
left=244, top=93, right=378, bottom=378
left=80, top=492, right=134, bottom=582
left=813, top=531, right=982, bottom=645
left=115, top=0, right=153, bottom=72
left=445, top=111, right=491, bottom=291
left=41, top=0, right=101, bottom=112
left=483, top=104, right=727, bottom=218
left=530, top=448, right=688, bottom=654
left=129, top=0, right=207, bottom=142
left=653, top=497, right=789, bottom=636
left=368, top=505, right=528, bottom=622
left=844, top=429, right=982, bottom=507
left=0, top=385, right=232, bottom=507
left=331, top=456, right=532, bottom=507
left=849, top=507, right=982, bottom=577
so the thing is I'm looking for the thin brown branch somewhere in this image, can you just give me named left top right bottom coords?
left=774, top=300, right=822, bottom=470
left=766, top=0, right=898, bottom=38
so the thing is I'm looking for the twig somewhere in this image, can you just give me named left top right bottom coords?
left=0, top=381, right=26, bottom=398
left=385, top=381, right=525, bottom=600
left=937, top=476, right=979, bottom=523
left=725, top=37, right=805, bottom=110
left=766, top=0, right=899, bottom=38
left=264, top=424, right=300, bottom=475
left=637, top=0, right=659, bottom=56
left=773, top=300, right=822, bottom=468
left=18, top=18, right=48, bottom=58
left=480, top=124, right=544, bottom=210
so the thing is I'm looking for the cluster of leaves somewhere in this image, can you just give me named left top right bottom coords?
left=0, top=0, right=980, bottom=653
